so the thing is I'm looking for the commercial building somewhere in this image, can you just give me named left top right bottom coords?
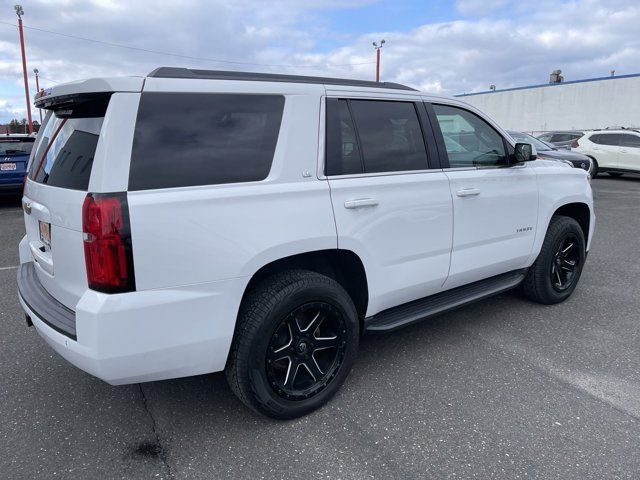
left=455, top=72, right=640, bottom=135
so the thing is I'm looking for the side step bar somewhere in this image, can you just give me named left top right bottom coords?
left=364, top=269, right=527, bottom=334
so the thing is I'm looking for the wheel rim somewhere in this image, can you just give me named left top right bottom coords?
left=266, top=302, right=347, bottom=400
left=551, top=233, right=580, bottom=292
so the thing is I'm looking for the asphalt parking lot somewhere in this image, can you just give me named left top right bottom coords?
left=1, top=177, right=639, bottom=480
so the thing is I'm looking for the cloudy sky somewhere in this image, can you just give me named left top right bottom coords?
left=0, top=0, right=638, bottom=123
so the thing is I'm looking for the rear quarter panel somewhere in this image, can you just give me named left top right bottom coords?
left=127, top=83, right=336, bottom=290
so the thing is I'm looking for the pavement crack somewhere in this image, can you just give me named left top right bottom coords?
left=138, top=384, right=175, bottom=479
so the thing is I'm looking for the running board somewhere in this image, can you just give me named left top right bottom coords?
left=364, top=269, right=527, bottom=334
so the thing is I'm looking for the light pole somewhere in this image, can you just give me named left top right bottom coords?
left=372, top=39, right=385, bottom=82
left=15, top=5, right=33, bottom=134
left=34, top=68, right=42, bottom=124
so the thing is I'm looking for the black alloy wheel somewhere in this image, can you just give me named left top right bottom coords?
left=226, top=270, right=359, bottom=419
left=550, top=233, right=580, bottom=292
left=520, top=215, right=586, bottom=305
left=266, top=302, right=346, bottom=400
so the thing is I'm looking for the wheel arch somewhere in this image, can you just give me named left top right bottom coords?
left=241, top=249, right=369, bottom=322
left=552, top=202, right=591, bottom=245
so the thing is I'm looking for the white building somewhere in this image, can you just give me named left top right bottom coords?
left=455, top=73, right=640, bottom=135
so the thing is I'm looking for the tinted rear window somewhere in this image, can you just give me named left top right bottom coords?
left=0, top=137, right=34, bottom=156
left=28, top=116, right=102, bottom=190
left=129, top=93, right=285, bottom=190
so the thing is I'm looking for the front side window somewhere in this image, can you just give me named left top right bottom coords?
left=619, top=134, right=640, bottom=148
left=129, top=93, right=285, bottom=190
left=433, top=104, right=507, bottom=167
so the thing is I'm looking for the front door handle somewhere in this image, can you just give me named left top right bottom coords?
left=456, top=187, right=481, bottom=197
left=344, top=198, right=379, bottom=209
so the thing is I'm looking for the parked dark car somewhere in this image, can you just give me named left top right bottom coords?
left=508, top=131, right=593, bottom=174
left=537, top=131, right=584, bottom=150
left=0, top=134, right=34, bottom=192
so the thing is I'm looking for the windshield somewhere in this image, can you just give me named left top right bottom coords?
left=0, top=138, right=35, bottom=155
left=508, top=131, right=552, bottom=151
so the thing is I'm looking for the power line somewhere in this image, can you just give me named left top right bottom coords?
left=0, top=20, right=374, bottom=69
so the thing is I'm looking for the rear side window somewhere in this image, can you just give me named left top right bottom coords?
left=129, top=93, right=284, bottom=190
left=590, top=133, right=619, bottom=146
left=28, top=116, right=102, bottom=190
left=325, top=99, right=429, bottom=175
left=325, top=99, right=363, bottom=175
left=351, top=100, right=428, bottom=173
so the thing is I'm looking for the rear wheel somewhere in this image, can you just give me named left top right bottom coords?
left=520, top=216, right=586, bottom=305
left=608, top=172, right=623, bottom=178
left=226, top=270, right=359, bottom=419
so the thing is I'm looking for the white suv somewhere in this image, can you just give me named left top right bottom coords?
left=17, top=68, right=594, bottom=419
left=573, top=129, right=640, bottom=177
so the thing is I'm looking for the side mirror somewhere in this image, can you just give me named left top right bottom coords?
left=513, top=142, right=537, bottom=163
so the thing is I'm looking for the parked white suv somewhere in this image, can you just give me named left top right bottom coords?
left=573, top=128, right=640, bottom=177
left=17, top=68, right=594, bottom=418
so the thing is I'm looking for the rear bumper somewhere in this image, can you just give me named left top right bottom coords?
left=17, top=261, right=247, bottom=385
left=17, top=263, right=77, bottom=339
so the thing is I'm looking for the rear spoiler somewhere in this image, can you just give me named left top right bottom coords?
left=34, top=76, right=144, bottom=110
left=35, top=92, right=113, bottom=118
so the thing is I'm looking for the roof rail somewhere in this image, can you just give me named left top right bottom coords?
left=147, top=67, right=418, bottom=91
left=593, top=126, right=640, bottom=133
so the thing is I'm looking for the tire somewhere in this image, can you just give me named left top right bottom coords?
left=588, top=157, right=599, bottom=178
left=226, top=270, right=359, bottom=419
left=520, top=216, right=586, bottom=305
left=608, top=172, right=623, bottom=178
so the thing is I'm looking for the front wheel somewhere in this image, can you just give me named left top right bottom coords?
left=226, top=270, right=359, bottom=419
left=520, top=216, right=586, bottom=304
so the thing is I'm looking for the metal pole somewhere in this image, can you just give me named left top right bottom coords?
left=34, top=69, right=42, bottom=124
left=372, top=39, right=385, bottom=83
left=15, top=6, right=33, bottom=134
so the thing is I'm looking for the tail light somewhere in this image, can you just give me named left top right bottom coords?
left=82, top=192, right=136, bottom=293
left=570, top=139, right=579, bottom=148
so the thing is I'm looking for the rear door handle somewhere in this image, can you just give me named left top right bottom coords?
left=456, top=187, right=481, bottom=197
left=344, top=198, right=379, bottom=209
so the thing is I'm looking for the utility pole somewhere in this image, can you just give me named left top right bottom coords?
left=372, top=39, right=385, bottom=82
left=15, top=5, right=33, bottom=134
left=34, top=68, right=42, bottom=124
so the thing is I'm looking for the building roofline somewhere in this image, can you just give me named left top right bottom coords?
left=147, top=67, right=418, bottom=91
left=455, top=72, right=640, bottom=97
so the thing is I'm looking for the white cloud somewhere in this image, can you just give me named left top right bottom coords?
left=455, top=0, right=510, bottom=16
left=0, top=0, right=639, bottom=122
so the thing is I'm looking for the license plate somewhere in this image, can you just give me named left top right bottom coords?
left=0, top=163, right=16, bottom=171
left=39, top=221, right=51, bottom=249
